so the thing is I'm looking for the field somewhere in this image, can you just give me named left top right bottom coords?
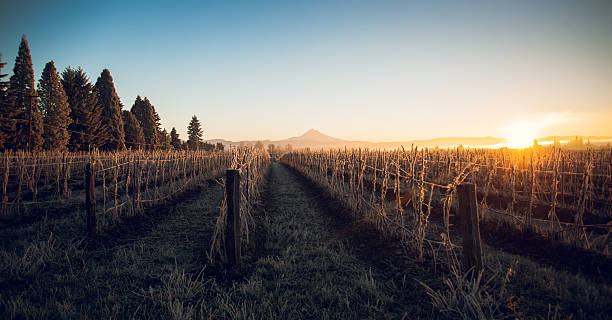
left=0, top=147, right=611, bottom=319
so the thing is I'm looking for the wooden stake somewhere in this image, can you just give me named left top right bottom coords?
left=225, top=169, right=241, bottom=267
left=457, top=183, right=483, bottom=271
left=528, top=152, right=534, bottom=225
left=2, top=153, right=8, bottom=206
left=86, top=162, right=96, bottom=239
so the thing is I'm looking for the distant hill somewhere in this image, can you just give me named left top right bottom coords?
left=208, top=129, right=504, bottom=149
left=284, top=129, right=345, bottom=144
left=206, top=129, right=612, bottom=150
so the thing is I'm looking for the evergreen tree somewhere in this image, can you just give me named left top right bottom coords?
left=187, top=115, right=202, bottom=150
left=0, top=54, right=16, bottom=150
left=61, top=67, right=103, bottom=151
left=94, top=69, right=125, bottom=150
left=9, top=35, right=43, bottom=150
left=121, top=110, right=145, bottom=149
left=38, top=61, right=71, bottom=150
left=131, top=96, right=160, bottom=149
left=202, top=142, right=215, bottom=151
left=170, top=127, right=181, bottom=149
left=159, top=128, right=171, bottom=150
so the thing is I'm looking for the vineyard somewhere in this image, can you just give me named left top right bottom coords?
left=1, top=147, right=611, bottom=319
left=1, top=149, right=268, bottom=235
left=282, top=147, right=612, bottom=257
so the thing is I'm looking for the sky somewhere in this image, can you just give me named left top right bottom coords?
left=1, top=0, right=611, bottom=142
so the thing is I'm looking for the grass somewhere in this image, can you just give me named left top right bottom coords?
left=0, top=179, right=223, bottom=319
left=1, top=160, right=611, bottom=319
left=280, top=159, right=612, bottom=319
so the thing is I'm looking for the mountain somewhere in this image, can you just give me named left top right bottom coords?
left=285, top=129, right=345, bottom=144
left=206, top=129, right=351, bottom=149
left=208, top=129, right=506, bottom=149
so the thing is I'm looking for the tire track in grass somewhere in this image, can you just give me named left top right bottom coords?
left=221, top=162, right=431, bottom=319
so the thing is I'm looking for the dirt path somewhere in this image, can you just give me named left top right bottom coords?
left=217, top=161, right=433, bottom=319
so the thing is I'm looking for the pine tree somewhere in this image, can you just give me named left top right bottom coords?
left=130, top=96, right=160, bottom=149
left=94, top=69, right=125, bottom=150
left=61, top=67, right=103, bottom=151
left=38, top=61, right=71, bottom=151
left=0, top=54, right=16, bottom=151
left=122, top=110, right=145, bottom=149
left=170, top=127, right=181, bottom=150
left=160, top=128, right=171, bottom=150
left=9, top=35, right=43, bottom=150
left=187, top=115, right=203, bottom=150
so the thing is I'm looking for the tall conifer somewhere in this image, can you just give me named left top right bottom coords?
left=61, top=67, right=103, bottom=151
left=9, top=35, right=43, bottom=150
left=94, top=69, right=125, bottom=150
left=131, top=96, right=160, bottom=149
left=121, top=110, right=144, bottom=149
left=170, top=127, right=181, bottom=150
left=160, top=128, right=171, bottom=150
left=0, top=54, right=15, bottom=150
left=38, top=61, right=71, bottom=150
left=187, top=115, right=203, bottom=150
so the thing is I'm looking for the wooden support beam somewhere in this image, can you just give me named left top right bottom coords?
left=86, top=162, right=96, bottom=239
left=225, top=169, right=241, bottom=267
left=457, top=183, right=483, bottom=272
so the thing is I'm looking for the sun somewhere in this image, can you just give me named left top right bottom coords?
left=504, top=121, right=537, bottom=149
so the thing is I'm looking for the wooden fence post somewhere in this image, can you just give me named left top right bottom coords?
left=85, top=162, right=96, bottom=239
left=2, top=153, right=9, bottom=207
left=225, top=169, right=241, bottom=267
left=457, top=183, right=483, bottom=271
left=246, top=165, right=250, bottom=201
left=134, top=160, right=140, bottom=214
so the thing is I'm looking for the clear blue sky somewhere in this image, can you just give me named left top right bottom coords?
left=1, top=0, right=611, bottom=142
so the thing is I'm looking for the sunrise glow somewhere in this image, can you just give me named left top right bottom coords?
left=503, top=122, right=537, bottom=149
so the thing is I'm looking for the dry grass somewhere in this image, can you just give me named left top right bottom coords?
left=282, top=148, right=612, bottom=319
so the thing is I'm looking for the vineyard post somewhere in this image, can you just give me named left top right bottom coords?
left=113, top=154, right=119, bottom=219
left=246, top=164, right=250, bottom=201
left=225, top=169, right=241, bottom=267
left=2, top=153, right=8, bottom=207
left=457, top=147, right=462, bottom=175
left=55, top=155, right=61, bottom=196
left=528, top=152, right=534, bottom=225
left=551, top=150, right=559, bottom=228
left=446, top=154, right=451, bottom=179
left=62, top=153, right=69, bottom=196
left=457, top=183, right=483, bottom=272
left=85, top=162, right=96, bottom=239
left=132, top=159, right=140, bottom=215
left=125, top=156, right=131, bottom=215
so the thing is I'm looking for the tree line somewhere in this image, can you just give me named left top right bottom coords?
left=0, top=35, right=220, bottom=152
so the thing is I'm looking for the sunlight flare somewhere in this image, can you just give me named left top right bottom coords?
left=502, top=113, right=570, bottom=149
left=504, top=122, right=537, bottom=149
